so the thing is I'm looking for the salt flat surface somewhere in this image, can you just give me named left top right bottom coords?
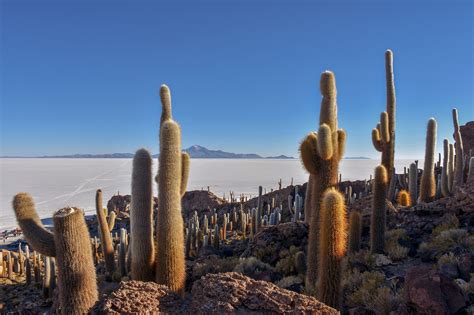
left=0, top=158, right=416, bottom=230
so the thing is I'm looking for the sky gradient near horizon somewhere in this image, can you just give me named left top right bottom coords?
left=1, top=0, right=473, bottom=159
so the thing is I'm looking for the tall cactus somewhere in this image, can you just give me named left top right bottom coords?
left=300, top=71, right=346, bottom=294
left=448, top=143, right=455, bottom=192
left=304, top=174, right=314, bottom=222
left=452, top=108, right=464, bottom=190
left=370, top=165, right=388, bottom=254
left=155, top=111, right=188, bottom=297
left=420, top=118, right=437, bottom=202
left=372, top=50, right=396, bottom=184
left=441, top=139, right=451, bottom=197
left=130, top=148, right=155, bottom=281
left=12, top=193, right=98, bottom=314
left=317, top=189, right=347, bottom=310
left=95, top=189, right=115, bottom=275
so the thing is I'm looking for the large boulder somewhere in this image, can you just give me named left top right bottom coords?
left=460, top=121, right=474, bottom=154
left=181, top=190, right=225, bottom=212
left=404, top=266, right=466, bottom=314
left=93, top=273, right=337, bottom=314
left=190, top=272, right=338, bottom=314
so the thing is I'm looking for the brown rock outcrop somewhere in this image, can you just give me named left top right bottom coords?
left=404, top=266, right=465, bottom=315
left=460, top=121, right=474, bottom=154
left=190, top=272, right=338, bottom=314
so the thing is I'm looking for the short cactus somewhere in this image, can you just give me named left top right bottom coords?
left=397, top=189, right=411, bottom=207
left=370, top=165, right=388, bottom=254
left=348, top=211, right=362, bottom=253
left=317, top=189, right=347, bottom=310
left=420, top=118, right=437, bottom=202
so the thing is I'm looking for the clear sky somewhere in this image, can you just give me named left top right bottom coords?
left=1, top=0, right=472, bottom=158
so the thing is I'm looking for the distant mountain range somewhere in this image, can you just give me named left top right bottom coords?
left=1, top=145, right=370, bottom=159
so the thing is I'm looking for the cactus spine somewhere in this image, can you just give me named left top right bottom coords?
left=370, top=165, right=388, bottom=254
left=317, top=189, right=347, bottom=310
left=300, top=71, right=345, bottom=293
left=420, top=118, right=437, bottom=202
left=155, top=85, right=188, bottom=295
left=452, top=108, right=464, bottom=190
left=95, top=189, right=115, bottom=275
left=130, top=148, right=155, bottom=281
left=348, top=211, right=362, bottom=253
left=441, top=139, right=451, bottom=197
left=372, top=50, right=396, bottom=184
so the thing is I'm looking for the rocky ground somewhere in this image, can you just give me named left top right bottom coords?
left=1, top=177, right=473, bottom=314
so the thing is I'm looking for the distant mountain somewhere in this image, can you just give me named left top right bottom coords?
left=1, top=145, right=295, bottom=159
left=344, top=156, right=371, bottom=160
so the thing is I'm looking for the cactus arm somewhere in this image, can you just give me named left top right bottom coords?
left=337, top=129, right=346, bottom=161
left=180, top=152, right=190, bottom=197
left=12, top=193, right=56, bottom=257
left=107, top=211, right=116, bottom=231
left=372, top=128, right=383, bottom=152
left=317, top=124, right=334, bottom=160
left=159, top=84, right=172, bottom=126
left=319, top=71, right=337, bottom=131
left=300, top=133, right=320, bottom=174
left=380, top=111, right=390, bottom=143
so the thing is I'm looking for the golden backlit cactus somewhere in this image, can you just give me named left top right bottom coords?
left=397, top=189, right=411, bottom=206
left=300, top=71, right=346, bottom=294
left=155, top=119, right=188, bottom=296
left=12, top=193, right=56, bottom=257
left=420, top=118, right=437, bottom=202
left=160, top=84, right=172, bottom=125
left=348, top=211, right=362, bottom=253
left=317, top=189, right=347, bottom=310
left=372, top=50, right=396, bottom=184
left=371, top=165, right=388, bottom=254
left=130, top=148, right=155, bottom=281
left=95, top=189, right=115, bottom=275
left=53, top=207, right=98, bottom=315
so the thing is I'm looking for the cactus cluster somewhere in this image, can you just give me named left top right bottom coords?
left=299, top=71, right=346, bottom=294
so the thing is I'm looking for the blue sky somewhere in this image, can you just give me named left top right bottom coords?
left=1, top=0, right=472, bottom=158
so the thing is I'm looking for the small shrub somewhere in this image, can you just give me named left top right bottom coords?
left=276, top=275, right=303, bottom=289
left=432, top=214, right=459, bottom=236
left=419, top=228, right=474, bottom=260
left=192, top=256, right=239, bottom=280
left=348, top=250, right=376, bottom=269
left=385, top=229, right=409, bottom=261
left=234, top=257, right=274, bottom=279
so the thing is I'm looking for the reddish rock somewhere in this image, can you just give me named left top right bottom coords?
left=460, top=121, right=474, bottom=154
left=405, top=266, right=465, bottom=314
left=92, top=280, right=184, bottom=314
left=181, top=190, right=225, bottom=212
left=190, top=272, right=338, bottom=314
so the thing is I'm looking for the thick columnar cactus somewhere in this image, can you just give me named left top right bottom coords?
left=12, top=193, right=56, bottom=257
left=441, top=139, right=451, bottom=197
left=397, top=190, right=411, bottom=206
left=317, top=189, right=347, bottom=310
left=372, top=50, right=396, bottom=184
left=107, top=211, right=116, bottom=231
left=155, top=119, right=188, bottom=296
left=300, top=71, right=346, bottom=293
left=95, top=189, right=115, bottom=275
left=53, top=207, right=98, bottom=315
left=468, top=157, right=474, bottom=184
left=348, top=211, right=362, bottom=253
left=130, top=148, right=155, bottom=281
left=452, top=108, right=465, bottom=190
left=420, top=118, right=437, bottom=202
left=370, top=165, right=388, bottom=254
